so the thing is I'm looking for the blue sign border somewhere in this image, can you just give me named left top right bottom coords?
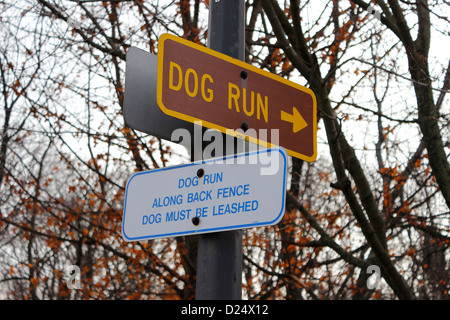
left=122, top=147, right=287, bottom=241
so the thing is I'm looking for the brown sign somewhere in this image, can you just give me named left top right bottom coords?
left=157, top=34, right=317, bottom=161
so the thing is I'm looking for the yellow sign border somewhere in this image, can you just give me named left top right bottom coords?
left=156, top=33, right=317, bottom=162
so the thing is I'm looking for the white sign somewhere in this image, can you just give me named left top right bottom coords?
left=122, top=147, right=287, bottom=241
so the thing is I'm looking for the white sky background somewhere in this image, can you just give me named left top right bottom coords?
left=1, top=0, right=448, bottom=219
left=0, top=0, right=448, bottom=299
left=29, top=0, right=449, bottom=171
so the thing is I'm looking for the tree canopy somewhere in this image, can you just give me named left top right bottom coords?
left=0, top=0, right=449, bottom=300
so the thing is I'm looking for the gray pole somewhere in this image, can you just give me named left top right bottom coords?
left=195, top=0, right=245, bottom=300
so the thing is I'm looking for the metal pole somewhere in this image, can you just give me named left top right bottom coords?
left=195, top=0, right=245, bottom=300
